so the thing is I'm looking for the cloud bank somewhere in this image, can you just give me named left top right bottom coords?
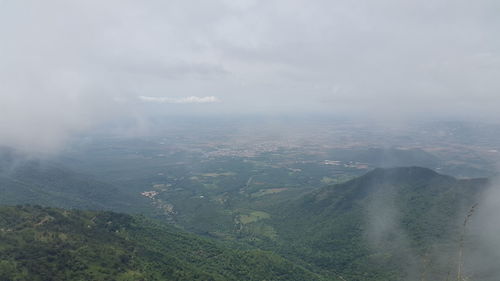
left=1, top=0, right=499, bottom=152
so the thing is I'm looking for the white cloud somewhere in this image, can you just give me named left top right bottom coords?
left=138, top=96, right=220, bottom=104
left=1, top=0, right=500, bottom=152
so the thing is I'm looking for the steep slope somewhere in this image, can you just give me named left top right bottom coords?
left=268, top=167, right=490, bottom=281
left=0, top=205, right=327, bottom=281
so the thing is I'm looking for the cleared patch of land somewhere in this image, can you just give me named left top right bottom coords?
left=251, top=188, right=289, bottom=197
left=320, top=175, right=354, bottom=185
left=238, top=211, right=271, bottom=224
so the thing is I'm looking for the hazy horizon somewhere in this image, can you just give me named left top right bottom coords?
left=2, top=0, right=500, bottom=153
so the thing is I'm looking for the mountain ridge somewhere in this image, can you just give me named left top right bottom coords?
left=263, top=166, right=491, bottom=280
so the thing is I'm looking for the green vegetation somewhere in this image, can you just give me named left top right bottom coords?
left=2, top=142, right=497, bottom=280
left=250, top=188, right=288, bottom=198
left=238, top=211, right=271, bottom=224
left=0, top=159, right=150, bottom=214
left=0, top=205, right=327, bottom=281
left=264, top=167, right=490, bottom=281
left=320, top=176, right=353, bottom=185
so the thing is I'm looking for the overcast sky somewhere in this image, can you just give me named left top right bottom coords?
left=1, top=0, right=500, bottom=152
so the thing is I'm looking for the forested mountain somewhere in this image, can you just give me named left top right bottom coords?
left=1, top=157, right=497, bottom=280
left=0, top=150, right=149, bottom=213
left=266, top=167, right=491, bottom=280
left=0, top=205, right=326, bottom=281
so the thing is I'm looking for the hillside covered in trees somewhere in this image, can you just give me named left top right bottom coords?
left=0, top=205, right=326, bottom=281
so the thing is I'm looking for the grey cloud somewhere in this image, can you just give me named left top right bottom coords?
left=1, top=0, right=499, bottom=152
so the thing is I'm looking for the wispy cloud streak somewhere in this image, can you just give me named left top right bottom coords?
left=138, top=96, right=220, bottom=104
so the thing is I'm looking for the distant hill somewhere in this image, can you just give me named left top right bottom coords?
left=267, top=167, right=490, bottom=281
left=0, top=205, right=326, bottom=281
left=0, top=150, right=149, bottom=213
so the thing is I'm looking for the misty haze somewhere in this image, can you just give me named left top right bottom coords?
left=1, top=1, right=500, bottom=281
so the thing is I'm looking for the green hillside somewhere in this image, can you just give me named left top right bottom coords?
left=1, top=157, right=496, bottom=280
left=0, top=153, right=149, bottom=213
left=266, top=167, right=490, bottom=280
left=0, top=205, right=326, bottom=281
